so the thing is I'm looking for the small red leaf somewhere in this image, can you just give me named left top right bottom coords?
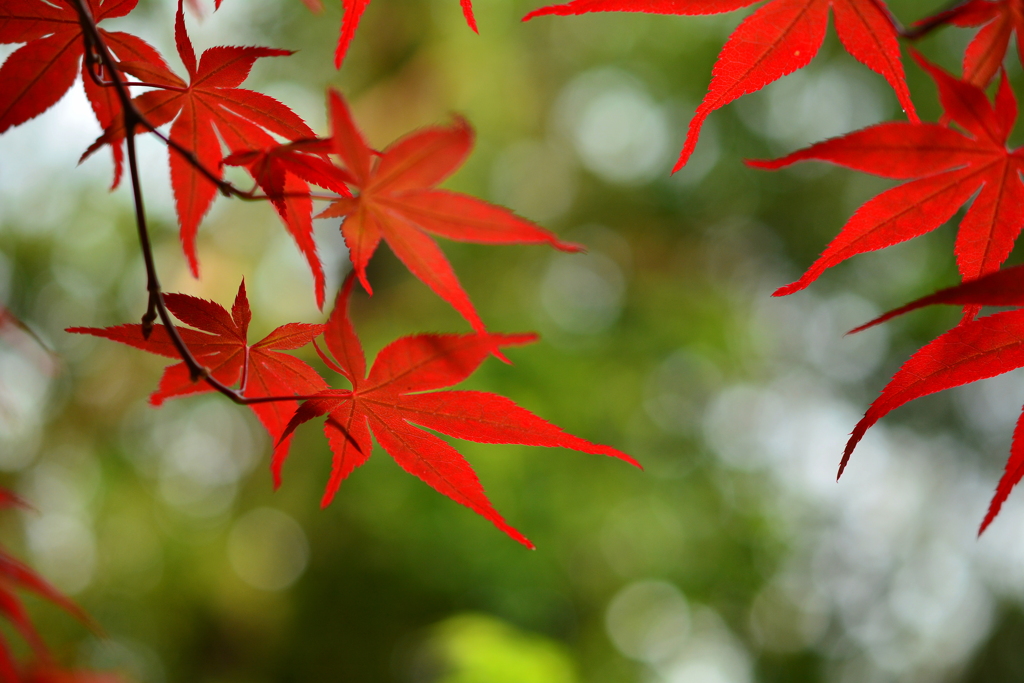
left=916, top=0, right=1021, bottom=87
left=87, top=0, right=314, bottom=286
left=68, top=282, right=327, bottom=461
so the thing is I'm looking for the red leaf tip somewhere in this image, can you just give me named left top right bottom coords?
left=772, top=280, right=807, bottom=297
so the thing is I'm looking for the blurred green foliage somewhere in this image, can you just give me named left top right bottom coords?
left=2, top=0, right=1024, bottom=680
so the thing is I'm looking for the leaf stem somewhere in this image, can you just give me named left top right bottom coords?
left=121, top=81, right=189, bottom=92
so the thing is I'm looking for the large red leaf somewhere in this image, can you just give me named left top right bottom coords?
left=0, top=0, right=165, bottom=184
left=523, top=0, right=918, bottom=171
left=67, top=281, right=327, bottom=461
left=84, top=0, right=313, bottom=283
left=317, top=89, right=582, bottom=332
left=748, top=55, right=1024, bottom=311
left=277, top=275, right=640, bottom=547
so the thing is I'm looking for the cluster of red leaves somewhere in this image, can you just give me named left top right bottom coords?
left=745, top=54, right=1024, bottom=532
left=83, top=1, right=318, bottom=291
left=9, top=0, right=1024, bottom=623
left=512, top=0, right=1024, bottom=530
left=739, top=33, right=1024, bottom=529
left=70, top=276, right=640, bottom=547
left=0, top=0, right=643, bottom=667
left=1, top=0, right=632, bottom=546
left=5, top=0, right=577, bottom=317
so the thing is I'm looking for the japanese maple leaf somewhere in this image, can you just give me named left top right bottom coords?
left=0, top=0, right=168, bottom=184
left=319, top=89, right=582, bottom=332
left=85, top=0, right=314, bottom=279
left=843, top=264, right=1024, bottom=533
left=277, top=274, right=641, bottom=547
left=331, top=0, right=478, bottom=68
left=223, top=138, right=354, bottom=308
left=0, top=542, right=93, bottom=679
left=67, top=281, right=327, bottom=461
left=748, top=54, right=1024, bottom=319
left=523, top=0, right=918, bottom=171
left=915, top=0, right=1024, bottom=87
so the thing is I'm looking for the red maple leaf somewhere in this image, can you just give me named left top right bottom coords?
left=844, top=263, right=1024, bottom=533
left=523, top=0, right=918, bottom=171
left=222, top=138, right=354, bottom=308
left=277, top=274, right=641, bottom=547
left=0, top=0, right=168, bottom=185
left=331, top=0, right=478, bottom=68
left=84, top=0, right=314, bottom=283
left=67, top=281, right=327, bottom=460
left=0, top=544, right=94, bottom=679
left=915, top=0, right=1024, bottom=87
left=749, top=54, right=1024, bottom=319
left=319, top=89, right=582, bottom=332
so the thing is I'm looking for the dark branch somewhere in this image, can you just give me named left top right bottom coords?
left=69, top=0, right=329, bottom=408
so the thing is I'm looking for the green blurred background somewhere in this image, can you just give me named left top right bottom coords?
left=3, top=0, right=1024, bottom=680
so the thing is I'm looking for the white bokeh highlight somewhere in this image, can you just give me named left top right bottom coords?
left=555, top=68, right=670, bottom=185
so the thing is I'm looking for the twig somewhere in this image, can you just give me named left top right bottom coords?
left=70, top=0, right=328, bottom=407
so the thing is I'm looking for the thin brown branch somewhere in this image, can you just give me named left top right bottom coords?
left=82, top=59, right=345, bottom=204
left=69, top=0, right=327, bottom=408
